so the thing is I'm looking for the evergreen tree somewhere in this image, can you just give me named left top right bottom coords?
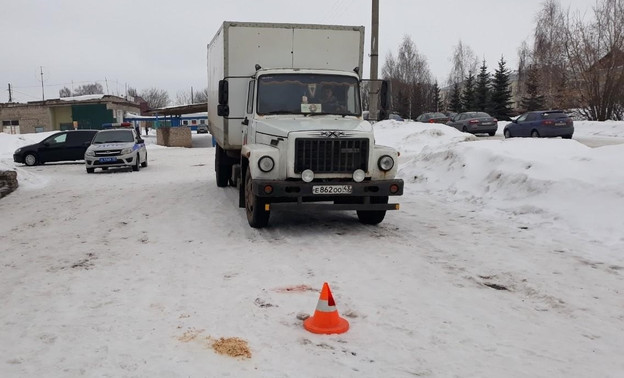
left=461, top=72, right=476, bottom=111
left=521, top=66, right=545, bottom=111
left=490, top=56, right=514, bottom=120
left=449, top=83, right=462, bottom=112
left=432, top=82, right=443, bottom=111
left=475, top=60, right=491, bottom=112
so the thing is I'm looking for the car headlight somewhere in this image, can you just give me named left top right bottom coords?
left=85, top=150, right=95, bottom=157
left=378, top=155, right=394, bottom=171
left=15, top=148, right=22, bottom=153
left=258, top=156, right=274, bottom=172
left=121, top=147, right=133, bottom=155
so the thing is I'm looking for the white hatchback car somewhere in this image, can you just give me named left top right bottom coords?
left=85, top=128, right=147, bottom=173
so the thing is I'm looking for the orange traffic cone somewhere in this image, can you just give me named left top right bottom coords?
left=303, top=282, right=349, bottom=334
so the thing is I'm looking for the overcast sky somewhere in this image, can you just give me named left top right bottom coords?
left=1, top=0, right=594, bottom=104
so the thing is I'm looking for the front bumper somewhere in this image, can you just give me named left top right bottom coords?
left=252, top=178, right=404, bottom=211
left=85, top=153, right=136, bottom=169
left=13, top=153, right=24, bottom=164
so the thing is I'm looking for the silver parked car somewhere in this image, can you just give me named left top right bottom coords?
left=84, top=128, right=147, bottom=173
left=447, top=112, right=498, bottom=136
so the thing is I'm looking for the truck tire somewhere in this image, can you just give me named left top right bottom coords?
left=357, top=196, right=387, bottom=225
left=215, top=145, right=230, bottom=187
left=245, top=169, right=270, bottom=228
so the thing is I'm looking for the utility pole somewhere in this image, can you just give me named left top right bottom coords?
left=191, top=86, right=194, bottom=104
left=8, top=83, right=13, bottom=102
left=40, top=66, right=45, bottom=101
left=369, top=0, right=380, bottom=120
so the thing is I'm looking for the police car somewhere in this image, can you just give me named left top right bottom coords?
left=85, top=125, right=147, bottom=173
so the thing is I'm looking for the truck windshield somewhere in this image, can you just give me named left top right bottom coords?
left=257, top=74, right=361, bottom=116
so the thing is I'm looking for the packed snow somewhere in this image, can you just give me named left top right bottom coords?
left=1, top=120, right=623, bottom=377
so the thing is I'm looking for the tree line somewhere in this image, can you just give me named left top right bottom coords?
left=381, top=0, right=624, bottom=121
left=59, top=84, right=209, bottom=110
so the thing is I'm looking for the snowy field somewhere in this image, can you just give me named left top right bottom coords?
left=1, top=120, right=623, bottom=377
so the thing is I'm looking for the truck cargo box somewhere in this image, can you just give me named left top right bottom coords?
left=207, top=21, right=365, bottom=150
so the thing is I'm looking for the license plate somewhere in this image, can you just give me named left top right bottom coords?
left=312, top=185, right=353, bottom=195
left=555, top=121, right=566, bottom=126
left=99, top=157, right=117, bottom=163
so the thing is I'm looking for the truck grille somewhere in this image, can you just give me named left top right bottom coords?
left=294, top=138, right=369, bottom=173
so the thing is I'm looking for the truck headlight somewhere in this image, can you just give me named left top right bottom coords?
left=378, top=155, right=394, bottom=171
left=301, top=169, right=314, bottom=183
left=121, top=147, right=133, bottom=155
left=85, top=150, right=95, bottom=157
left=353, top=169, right=365, bottom=182
left=258, top=156, right=274, bottom=172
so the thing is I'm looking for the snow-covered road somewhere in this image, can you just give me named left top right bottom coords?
left=1, top=123, right=623, bottom=377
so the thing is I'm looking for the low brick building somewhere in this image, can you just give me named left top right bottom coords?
left=0, top=95, right=141, bottom=134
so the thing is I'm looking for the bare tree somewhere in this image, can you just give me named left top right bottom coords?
left=74, top=83, right=104, bottom=96
left=140, top=88, right=170, bottom=109
left=447, top=40, right=478, bottom=87
left=564, top=0, right=624, bottom=120
left=533, top=0, right=569, bottom=109
left=382, top=35, right=433, bottom=118
left=194, top=88, right=209, bottom=103
left=516, top=40, right=533, bottom=104
left=59, top=87, right=71, bottom=98
left=175, top=90, right=193, bottom=105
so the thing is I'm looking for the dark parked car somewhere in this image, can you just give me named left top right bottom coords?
left=13, top=130, right=97, bottom=166
left=503, top=110, right=574, bottom=139
left=416, top=112, right=450, bottom=124
left=447, top=111, right=498, bottom=136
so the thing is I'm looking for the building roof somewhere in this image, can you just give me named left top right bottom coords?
left=1, top=94, right=139, bottom=108
left=146, top=103, right=208, bottom=116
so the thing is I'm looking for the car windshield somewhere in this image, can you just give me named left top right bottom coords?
left=92, top=130, right=134, bottom=143
left=257, top=73, right=361, bottom=116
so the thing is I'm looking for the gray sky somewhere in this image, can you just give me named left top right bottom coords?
left=1, top=0, right=594, bottom=104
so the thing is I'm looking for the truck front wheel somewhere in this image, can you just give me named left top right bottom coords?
left=357, top=196, right=388, bottom=225
left=245, top=169, right=270, bottom=228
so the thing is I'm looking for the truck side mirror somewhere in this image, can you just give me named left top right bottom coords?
left=217, top=104, right=230, bottom=117
left=218, top=80, right=229, bottom=105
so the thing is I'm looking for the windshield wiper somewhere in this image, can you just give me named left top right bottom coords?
left=306, top=112, right=354, bottom=117
left=264, top=110, right=296, bottom=115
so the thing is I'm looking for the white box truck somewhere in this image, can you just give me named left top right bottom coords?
left=207, top=21, right=403, bottom=228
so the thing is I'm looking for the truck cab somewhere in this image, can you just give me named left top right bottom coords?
left=208, top=21, right=403, bottom=228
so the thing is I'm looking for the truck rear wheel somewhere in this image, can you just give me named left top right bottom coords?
left=215, top=145, right=230, bottom=187
left=245, top=169, right=270, bottom=228
left=357, top=196, right=388, bottom=225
